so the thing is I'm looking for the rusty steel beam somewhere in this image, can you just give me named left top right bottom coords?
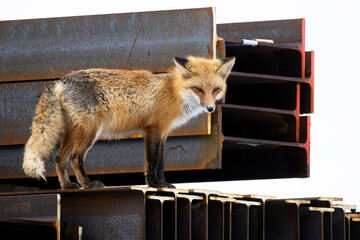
left=0, top=8, right=216, bottom=181
left=221, top=104, right=298, bottom=143
left=0, top=187, right=358, bottom=239
left=0, top=81, right=49, bottom=145
left=264, top=198, right=354, bottom=240
left=224, top=39, right=302, bottom=78
left=229, top=199, right=262, bottom=240
left=217, top=19, right=304, bottom=48
left=346, top=213, right=360, bottom=239
left=226, top=50, right=314, bottom=114
left=0, top=108, right=310, bottom=182
left=0, top=7, right=216, bottom=82
left=146, top=195, right=176, bottom=240
left=332, top=206, right=347, bottom=240
left=217, top=103, right=311, bottom=181
left=0, top=80, right=210, bottom=146
left=0, top=194, right=60, bottom=239
left=0, top=187, right=148, bottom=239
left=302, top=51, right=315, bottom=114
left=300, top=207, right=335, bottom=240
left=217, top=19, right=305, bottom=77
left=60, top=188, right=146, bottom=240
left=177, top=193, right=204, bottom=239
left=0, top=134, right=220, bottom=179
left=265, top=199, right=310, bottom=239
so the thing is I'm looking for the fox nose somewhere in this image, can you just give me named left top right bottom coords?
left=207, top=106, right=215, bottom=113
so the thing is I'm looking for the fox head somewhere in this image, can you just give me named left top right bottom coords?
left=173, top=56, right=235, bottom=113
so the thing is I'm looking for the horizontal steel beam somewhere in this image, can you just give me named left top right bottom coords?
left=225, top=51, right=314, bottom=114
left=217, top=18, right=304, bottom=49
left=0, top=134, right=220, bottom=179
left=224, top=39, right=303, bottom=78
left=0, top=7, right=216, bottom=82
left=0, top=80, right=210, bottom=146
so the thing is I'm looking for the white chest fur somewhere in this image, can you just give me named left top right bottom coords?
left=170, top=92, right=205, bottom=131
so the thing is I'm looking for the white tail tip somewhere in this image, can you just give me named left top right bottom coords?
left=22, top=156, right=46, bottom=181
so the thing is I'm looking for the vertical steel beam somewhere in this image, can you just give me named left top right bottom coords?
left=333, top=207, right=346, bottom=240
left=188, top=189, right=222, bottom=240
left=345, top=213, right=360, bottom=240
left=60, top=188, right=146, bottom=240
left=299, top=207, right=335, bottom=240
left=208, top=196, right=229, bottom=240
left=349, top=218, right=360, bottom=239
left=146, top=195, right=176, bottom=240
left=265, top=200, right=310, bottom=240
left=244, top=195, right=276, bottom=240
left=301, top=51, right=315, bottom=114
left=177, top=194, right=204, bottom=240
left=230, top=199, right=261, bottom=240
left=332, top=205, right=356, bottom=240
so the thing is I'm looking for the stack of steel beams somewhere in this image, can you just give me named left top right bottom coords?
left=0, top=8, right=313, bottom=187
left=0, top=187, right=359, bottom=239
left=0, top=6, right=359, bottom=240
left=0, top=8, right=217, bottom=184
left=215, top=19, right=314, bottom=181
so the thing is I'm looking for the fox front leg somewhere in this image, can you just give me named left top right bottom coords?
left=144, top=129, right=175, bottom=188
left=156, top=138, right=175, bottom=188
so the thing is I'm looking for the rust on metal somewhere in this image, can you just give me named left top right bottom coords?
left=0, top=134, right=220, bottom=179
left=0, top=194, right=61, bottom=239
left=301, top=51, right=315, bottom=114
left=308, top=207, right=335, bottom=213
left=0, top=11, right=313, bottom=184
left=0, top=79, right=211, bottom=145
left=285, top=199, right=311, bottom=206
left=0, top=187, right=358, bottom=239
left=217, top=19, right=304, bottom=48
left=217, top=18, right=305, bottom=77
left=333, top=204, right=357, bottom=211
left=0, top=8, right=216, bottom=82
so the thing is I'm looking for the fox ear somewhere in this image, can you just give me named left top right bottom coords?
left=173, top=57, right=192, bottom=78
left=216, top=57, right=236, bottom=78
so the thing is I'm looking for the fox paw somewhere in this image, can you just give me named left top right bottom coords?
left=148, top=182, right=176, bottom=189
left=162, top=182, right=176, bottom=189
left=70, top=182, right=81, bottom=189
left=88, top=180, right=105, bottom=188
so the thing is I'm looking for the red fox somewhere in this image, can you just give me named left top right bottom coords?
left=23, top=56, right=235, bottom=189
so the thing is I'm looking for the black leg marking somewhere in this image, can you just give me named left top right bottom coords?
left=144, top=129, right=175, bottom=188
left=156, top=138, right=175, bottom=188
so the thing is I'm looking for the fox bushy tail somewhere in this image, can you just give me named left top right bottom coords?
left=23, top=83, right=64, bottom=180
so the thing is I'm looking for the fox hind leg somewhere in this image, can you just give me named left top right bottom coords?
left=56, top=129, right=80, bottom=189
left=70, top=123, right=105, bottom=189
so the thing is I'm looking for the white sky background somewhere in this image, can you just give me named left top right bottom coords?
left=1, top=0, right=360, bottom=205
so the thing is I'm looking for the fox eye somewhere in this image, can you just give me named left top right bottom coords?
left=213, top=87, right=220, bottom=92
left=193, top=87, right=203, bottom=93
